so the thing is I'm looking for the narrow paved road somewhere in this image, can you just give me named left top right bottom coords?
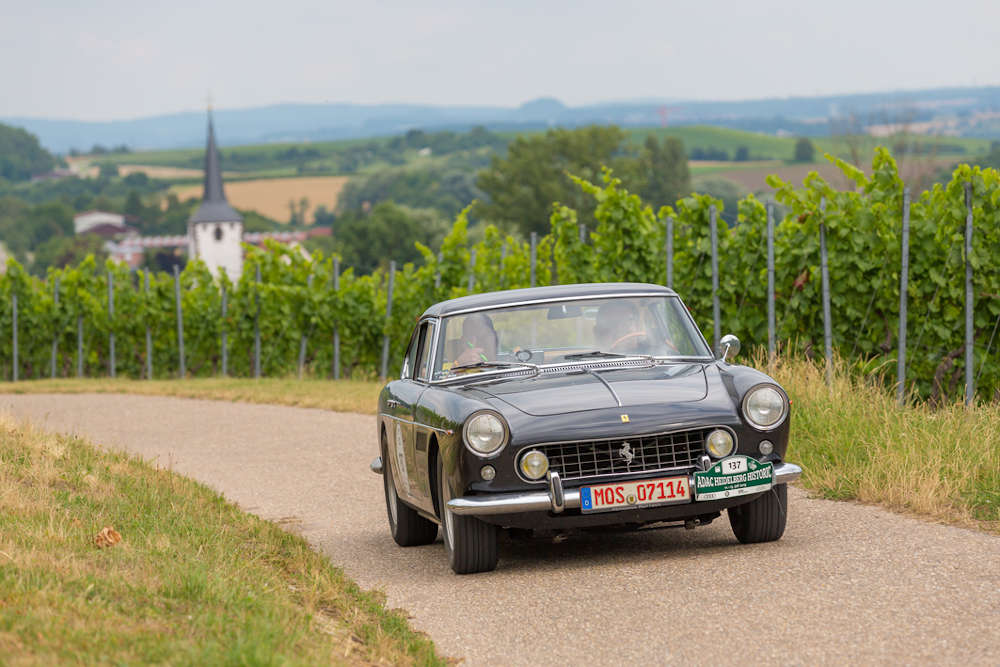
left=3, top=394, right=999, bottom=665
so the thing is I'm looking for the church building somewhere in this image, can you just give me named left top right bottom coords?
left=187, top=114, right=243, bottom=280
left=101, top=112, right=317, bottom=275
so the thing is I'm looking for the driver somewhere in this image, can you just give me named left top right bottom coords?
left=454, top=313, right=498, bottom=365
left=594, top=301, right=646, bottom=353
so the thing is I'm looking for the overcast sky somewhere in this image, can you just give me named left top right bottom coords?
left=3, top=0, right=998, bottom=121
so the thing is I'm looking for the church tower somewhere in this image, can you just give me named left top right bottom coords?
left=188, top=112, right=243, bottom=280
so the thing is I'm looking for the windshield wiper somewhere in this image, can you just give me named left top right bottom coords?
left=450, top=360, right=534, bottom=372
left=563, top=350, right=627, bottom=360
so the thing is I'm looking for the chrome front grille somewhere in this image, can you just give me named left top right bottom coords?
left=526, top=427, right=719, bottom=482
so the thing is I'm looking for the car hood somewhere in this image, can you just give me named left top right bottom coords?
left=466, top=363, right=708, bottom=416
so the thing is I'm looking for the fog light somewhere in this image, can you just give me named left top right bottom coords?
left=705, top=429, right=735, bottom=459
left=480, top=465, right=496, bottom=481
left=758, top=440, right=774, bottom=455
left=519, top=450, right=549, bottom=480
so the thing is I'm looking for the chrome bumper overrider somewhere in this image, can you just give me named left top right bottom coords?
left=446, top=461, right=803, bottom=516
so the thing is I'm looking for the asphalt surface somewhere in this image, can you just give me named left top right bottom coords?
left=3, top=393, right=999, bottom=665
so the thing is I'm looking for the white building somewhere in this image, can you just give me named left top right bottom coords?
left=74, top=211, right=125, bottom=235
left=187, top=114, right=243, bottom=280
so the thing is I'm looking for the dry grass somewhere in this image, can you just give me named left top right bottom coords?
left=767, top=355, right=1000, bottom=533
left=0, top=416, right=444, bottom=665
left=117, top=164, right=208, bottom=179
left=0, top=377, right=380, bottom=415
left=171, top=176, right=349, bottom=224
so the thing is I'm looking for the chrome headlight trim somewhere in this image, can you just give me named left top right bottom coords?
left=741, top=384, right=789, bottom=431
left=462, top=410, right=510, bottom=458
left=705, top=428, right=736, bottom=459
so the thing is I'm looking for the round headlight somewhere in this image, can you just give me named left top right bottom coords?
left=463, top=411, right=508, bottom=456
left=519, top=450, right=549, bottom=480
left=705, top=429, right=735, bottom=458
left=743, top=385, right=787, bottom=430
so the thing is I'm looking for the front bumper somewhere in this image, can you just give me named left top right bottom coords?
left=445, top=461, right=802, bottom=516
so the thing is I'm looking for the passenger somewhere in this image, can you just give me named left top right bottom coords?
left=454, top=313, right=498, bottom=365
left=594, top=301, right=647, bottom=353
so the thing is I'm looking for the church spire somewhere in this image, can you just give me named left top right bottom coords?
left=202, top=112, right=226, bottom=203
left=189, top=110, right=242, bottom=224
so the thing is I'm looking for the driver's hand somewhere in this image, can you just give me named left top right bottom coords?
left=455, top=347, right=487, bottom=365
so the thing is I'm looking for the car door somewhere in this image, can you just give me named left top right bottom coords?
left=385, top=325, right=423, bottom=503
left=409, top=319, right=438, bottom=505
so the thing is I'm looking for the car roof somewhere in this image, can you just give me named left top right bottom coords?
left=422, top=282, right=677, bottom=317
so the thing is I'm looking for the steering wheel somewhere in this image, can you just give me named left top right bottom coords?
left=609, top=331, right=650, bottom=353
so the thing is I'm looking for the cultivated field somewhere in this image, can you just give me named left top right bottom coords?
left=170, top=175, right=348, bottom=224
left=693, top=154, right=958, bottom=192
left=116, top=163, right=206, bottom=179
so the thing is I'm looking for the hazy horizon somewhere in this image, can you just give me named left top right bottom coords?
left=6, top=84, right=999, bottom=124
left=3, top=0, right=998, bottom=122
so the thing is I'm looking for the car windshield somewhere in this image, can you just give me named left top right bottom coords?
left=433, top=295, right=711, bottom=379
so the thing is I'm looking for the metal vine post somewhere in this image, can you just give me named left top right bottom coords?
left=819, top=197, right=832, bottom=387
left=174, top=264, right=185, bottom=378
left=897, top=187, right=910, bottom=406
left=964, top=182, right=974, bottom=405
left=51, top=277, right=59, bottom=378
left=709, top=205, right=720, bottom=352
left=766, top=203, right=775, bottom=366
left=333, top=256, right=341, bottom=380
left=254, top=263, right=261, bottom=379
left=380, top=261, right=395, bottom=380
left=108, top=271, right=116, bottom=378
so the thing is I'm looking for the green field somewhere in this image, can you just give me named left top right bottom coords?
left=87, top=124, right=993, bottom=185
left=630, top=125, right=992, bottom=162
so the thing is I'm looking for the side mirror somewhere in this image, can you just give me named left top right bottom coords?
left=717, top=334, right=741, bottom=362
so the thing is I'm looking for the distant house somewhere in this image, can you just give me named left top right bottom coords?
left=74, top=211, right=126, bottom=235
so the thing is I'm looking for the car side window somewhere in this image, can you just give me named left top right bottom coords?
left=416, top=322, right=436, bottom=382
left=401, top=325, right=421, bottom=380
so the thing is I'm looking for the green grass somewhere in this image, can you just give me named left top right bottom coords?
left=768, top=355, right=999, bottom=532
left=0, top=416, right=445, bottom=665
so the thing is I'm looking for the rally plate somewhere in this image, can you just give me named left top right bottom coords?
left=694, top=455, right=773, bottom=501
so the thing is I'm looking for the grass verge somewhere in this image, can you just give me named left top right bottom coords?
left=0, top=377, right=381, bottom=415
left=0, top=416, right=444, bottom=665
left=768, top=356, right=999, bottom=533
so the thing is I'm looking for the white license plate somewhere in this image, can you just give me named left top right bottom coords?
left=580, top=475, right=689, bottom=513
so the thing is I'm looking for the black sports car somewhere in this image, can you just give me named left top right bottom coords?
left=371, top=283, right=800, bottom=574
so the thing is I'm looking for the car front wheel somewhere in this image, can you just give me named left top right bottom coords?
left=382, top=436, right=437, bottom=547
left=437, top=458, right=498, bottom=574
left=728, top=483, right=787, bottom=543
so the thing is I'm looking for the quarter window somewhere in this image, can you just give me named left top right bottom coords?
left=401, top=326, right=421, bottom=380
left=416, top=322, right=436, bottom=381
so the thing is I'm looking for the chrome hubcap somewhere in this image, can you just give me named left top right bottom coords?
left=385, top=458, right=398, bottom=527
left=441, top=475, right=455, bottom=550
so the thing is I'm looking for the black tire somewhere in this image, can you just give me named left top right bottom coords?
left=382, top=437, right=437, bottom=547
left=437, top=458, right=498, bottom=574
left=728, top=483, right=787, bottom=544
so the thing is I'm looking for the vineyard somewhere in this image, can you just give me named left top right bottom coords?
left=1, top=149, right=999, bottom=402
